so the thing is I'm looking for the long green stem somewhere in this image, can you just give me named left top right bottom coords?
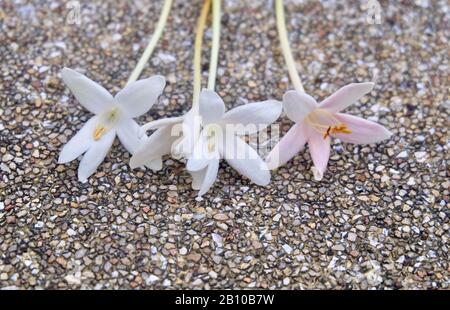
left=127, top=0, right=173, bottom=85
left=192, top=0, right=212, bottom=110
left=207, top=0, right=221, bottom=90
left=275, top=0, right=304, bottom=93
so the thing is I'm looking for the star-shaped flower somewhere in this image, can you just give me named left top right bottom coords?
left=129, top=107, right=198, bottom=172
left=58, top=68, right=165, bottom=182
left=186, top=89, right=282, bottom=197
left=266, top=82, right=392, bottom=180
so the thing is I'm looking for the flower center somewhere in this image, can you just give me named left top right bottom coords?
left=305, top=109, right=352, bottom=140
left=205, top=124, right=222, bottom=153
left=93, top=107, right=121, bottom=141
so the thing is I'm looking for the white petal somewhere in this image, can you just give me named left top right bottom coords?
left=319, top=82, right=374, bottom=112
left=145, top=158, right=163, bottom=171
left=199, top=89, right=225, bottom=125
left=190, top=169, right=207, bottom=190
left=283, top=90, right=317, bottom=122
left=171, top=109, right=201, bottom=157
left=129, top=126, right=175, bottom=169
left=77, top=130, right=116, bottom=182
left=139, top=116, right=184, bottom=137
left=116, top=118, right=142, bottom=154
left=224, top=136, right=270, bottom=186
left=220, top=100, right=282, bottom=134
left=58, top=116, right=97, bottom=164
left=186, top=134, right=211, bottom=172
left=61, top=68, right=113, bottom=114
left=198, top=159, right=219, bottom=197
left=115, top=75, right=166, bottom=118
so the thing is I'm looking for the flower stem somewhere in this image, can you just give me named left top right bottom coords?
left=275, top=0, right=305, bottom=93
left=127, top=0, right=173, bottom=85
left=207, top=0, right=221, bottom=91
left=193, top=0, right=212, bottom=110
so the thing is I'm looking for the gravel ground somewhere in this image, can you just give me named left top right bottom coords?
left=0, top=0, right=448, bottom=289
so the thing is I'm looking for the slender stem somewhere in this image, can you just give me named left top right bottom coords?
left=192, top=0, right=212, bottom=109
left=127, top=0, right=173, bottom=85
left=207, top=0, right=221, bottom=90
left=275, top=0, right=305, bottom=93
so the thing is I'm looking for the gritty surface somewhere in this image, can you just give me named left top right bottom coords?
left=0, top=0, right=449, bottom=289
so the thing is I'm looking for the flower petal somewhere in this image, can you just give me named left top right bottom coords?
left=145, top=158, right=163, bottom=171
left=334, top=113, right=392, bottom=144
left=129, top=126, right=175, bottom=169
left=61, top=68, right=113, bottom=114
left=139, top=116, right=184, bottom=137
left=58, top=116, right=98, bottom=164
left=171, top=109, right=202, bottom=158
left=283, top=90, right=317, bottom=122
left=190, top=169, right=207, bottom=190
left=77, top=129, right=116, bottom=182
left=199, top=89, right=225, bottom=125
left=223, top=136, right=271, bottom=186
left=115, top=75, right=166, bottom=118
left=186, top=133, right=217, bottom=172
left=308, top=130, right=331, bottom=181
left=265, top=122, right=309, bottom=169
left=116, top=118, right=142, bottom=154
left=198, top=158, right=219, bottom=197
left=220, top=100, right=282, bottom=134
left=319, top=82, right=374, bottom=112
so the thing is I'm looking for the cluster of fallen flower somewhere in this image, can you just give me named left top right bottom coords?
left=57, top=0, right=392, bottom=198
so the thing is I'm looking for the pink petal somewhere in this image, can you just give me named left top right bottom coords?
left=319, top=82, right=374, bottom=113
left=334, top=113, right=392, bottom=144
left=283, top=90, right=317, bottom=122
left=265, top=122, right=309, bottom=169
left=308, top=130, right=331, bottom=181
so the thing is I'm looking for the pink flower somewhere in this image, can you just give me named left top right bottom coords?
left=266, top=82, right=392, bottom=180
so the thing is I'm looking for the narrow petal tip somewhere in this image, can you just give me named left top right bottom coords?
left=77, top=171, right=89, bottom=183
left=356, top=82, right=375, bottom=93
left=311, top=166, right=324, bottom=181
left=265, top=156, right=278, bottom=171
left=256, top=172, right=271, bottom=186
left=146, top=74, right=166, bottom=94
left=385, top=128, right=394, bottom=138
left=57, top=154, right=68, bottom=164
left=129, top=156, right=141, bottom=169
left=60, top=67, right=81, bottom=81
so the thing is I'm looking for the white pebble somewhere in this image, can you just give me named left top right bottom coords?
left=396, top=151, right=408, bottom=158
left=146, top=275, right=159, bottom=285
left=282, top=244, right=293, bottom=254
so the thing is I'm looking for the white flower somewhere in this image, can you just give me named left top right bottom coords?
left=130, top=107, right=198, bottom=165
left=129, top=107, right=206, bottom=193
left=58, top=68, right=165, bottom=182
left=130, top=89, right=281, bottom=196
left=186, top=89, right=282, bottom=197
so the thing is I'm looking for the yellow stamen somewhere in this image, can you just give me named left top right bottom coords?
left=93, top=126, right=107, bottom=141
left=207, top=126, right=216, bottom=152
left=323, top=124, right=352, bottom=140
left=331, top=124, right=352, bottom=135
left=92, top=107, right=120, bottom=141
left=306, top=109, right=352, bottom=140
left=208, top=141, right=215, bottom=152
